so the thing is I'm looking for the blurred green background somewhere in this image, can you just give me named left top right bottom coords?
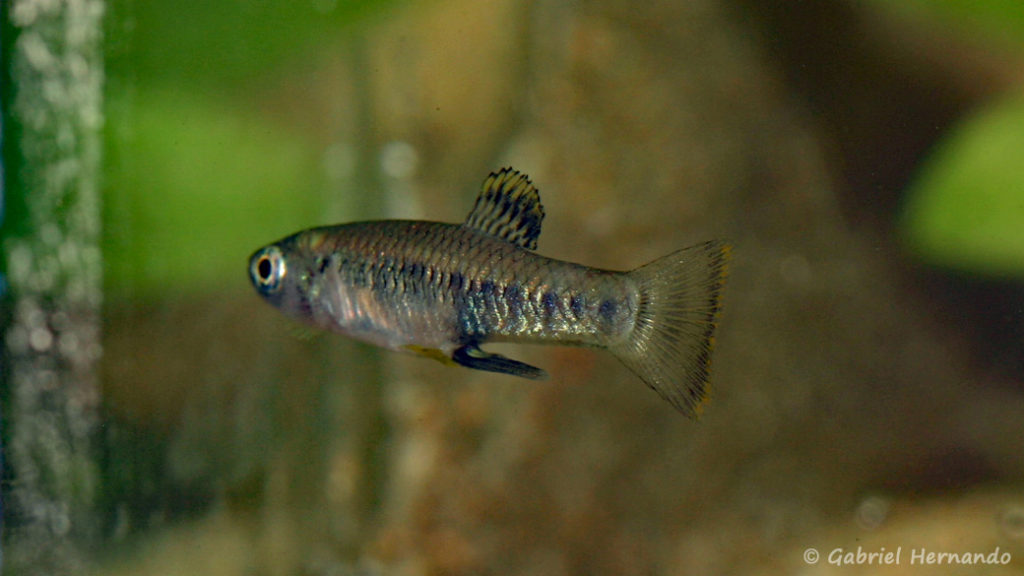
left=4, top=0, right=1024, bottom=574
left=105, top=0, right=1024, bottom=299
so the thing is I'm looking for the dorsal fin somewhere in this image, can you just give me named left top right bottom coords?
left=463, top=167, right=545, bottom=250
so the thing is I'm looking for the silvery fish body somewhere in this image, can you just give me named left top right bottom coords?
left=249, top=168, right=729, bottom=417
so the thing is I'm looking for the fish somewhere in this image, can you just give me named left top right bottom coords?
left=249, top=167, right=729, bottom=417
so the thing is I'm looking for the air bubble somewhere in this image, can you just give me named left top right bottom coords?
left=30, top=326, right=54, bottom=352
left=998, top=505, right=1024, bottom=540
left=380, top=141, right=419, bottom=180
left=855, top=494, right=890, bottom=531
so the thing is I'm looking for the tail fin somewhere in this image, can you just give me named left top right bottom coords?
left=611, top=240, right=730, bottom=418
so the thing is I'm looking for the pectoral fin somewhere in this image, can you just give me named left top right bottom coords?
left=452, top=344, right=548, bottom=380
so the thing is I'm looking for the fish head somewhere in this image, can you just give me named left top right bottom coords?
left=249, top=240, right=315, bottom=322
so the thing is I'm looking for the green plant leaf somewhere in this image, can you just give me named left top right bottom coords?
left=873, top=0, right=1024, bottom=46
left=901, top=92, right=1024, bottom=277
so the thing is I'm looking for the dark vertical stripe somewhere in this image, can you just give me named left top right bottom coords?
left=479, top=280, right=497, bottom=301
left=449, top=271, right=464, bottom=292
left=542, top=291, right=559, bottom=317
left=570, top=293, right=584, bottom=318
left=504, top=283, right=523, bottom=330
left=453, top=272, right=479, bottom=340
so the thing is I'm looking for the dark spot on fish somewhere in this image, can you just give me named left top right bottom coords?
left=504, top=283, right=523, bottom=319
left=374, top=258, right=400, bottom=294
left=455, top=295, right=482, bottom=340
left=503, top=283, right=522, bottom=301
left=599, top=299, right=618, bottom=322
left=370, top=267, right=389, bottom=296
left=479, top=279, right=497, bottom=299
left=408, top=262, right=423, bottom=282
left=315, top=256, right=329, bottom=275
left=350, top=260, right=370, bottom=288
left=387, top=260, right=400, bottom=292
left=373, top=261, right=386, bottom=290
left=570, top=293, right=584, bottom=318
left=449, top=271, right=465, bottom=292
left=542, top=291, right=559, bottom=316
left=404, top=262, right=424, bottom=296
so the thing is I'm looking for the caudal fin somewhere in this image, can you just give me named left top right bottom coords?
left=611, top=240, right=730, bottom=418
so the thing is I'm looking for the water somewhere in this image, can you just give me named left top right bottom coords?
left=5, top=2, right=1024, bottom=574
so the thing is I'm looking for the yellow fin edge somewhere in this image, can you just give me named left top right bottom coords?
left=402, top=345, right=459, bottom=367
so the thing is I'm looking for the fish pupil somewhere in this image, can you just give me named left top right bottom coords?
left=258, top=256, right=273, bottom=283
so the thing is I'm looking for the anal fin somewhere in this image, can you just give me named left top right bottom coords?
left=452, top=344, right=548, bottom=380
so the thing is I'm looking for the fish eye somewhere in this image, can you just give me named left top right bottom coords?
left=250, top=246, right=286, bottom=294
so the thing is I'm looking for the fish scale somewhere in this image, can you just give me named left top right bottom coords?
left=250, top=167, right=729, bottom=417
left=321, top=220, right=632, bottom=346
